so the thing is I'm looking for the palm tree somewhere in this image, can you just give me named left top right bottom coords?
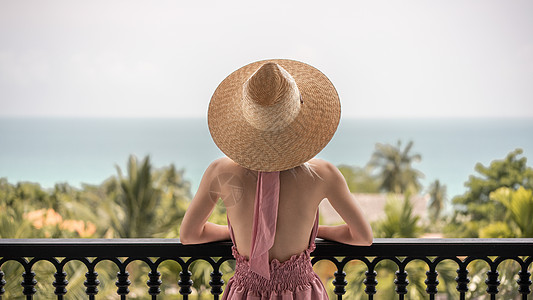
left=374, top=194, right=422, bottom=238
left=368, top=140, right=423, bottom=194
left=111, top=155, right=160, bottom=237
left=427, top=180, right=447, bottom=222
left=103, top=155, right=191, bottom=238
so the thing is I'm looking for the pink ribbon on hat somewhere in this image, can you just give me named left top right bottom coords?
left=249, top=171, right=280, bottom=280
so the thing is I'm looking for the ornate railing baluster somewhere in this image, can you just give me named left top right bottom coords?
left=210, top=269, right=224, bottom=299
left=394, top=268, right=409, bottom=300
left=332, top=270, right=347, bottom=299
left=363, top=269, right=377, bottom=299
left=200, top=257, right=225, bottom=299
left=517, top=268, right=531, bottom=300
left=455, top=264, right=469, bottom=300
left=485, top=268, right=500, bottom=300
left=425, top=268, right=439, bottom=299
left=116, top=270, right=131, bottom=299
left=147, top=270, right=162, bottom=298
left=178, top=267, right=193, bottom=299
left=21, top=269, right=37, bottom=299
left=0, top=270, right=5, bottom=297
left=84, top=269, right=100, bottom=299
left=52, top=269, right=68, bottom=298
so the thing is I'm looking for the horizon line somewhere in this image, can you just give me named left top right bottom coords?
left=1, top=115, right=533, bottom=120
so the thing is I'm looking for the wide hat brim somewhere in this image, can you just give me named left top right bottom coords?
left=208, top=59, right=341, bottom=172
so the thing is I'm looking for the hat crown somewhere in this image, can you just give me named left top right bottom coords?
left=241, top=63, right=301, bottom=132
left=246, top=62, right=292, bottom=106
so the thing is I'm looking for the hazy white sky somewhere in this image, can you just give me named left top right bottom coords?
left=1, top=0, right=532, bottom=118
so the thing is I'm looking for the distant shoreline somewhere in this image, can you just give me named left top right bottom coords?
left=1, top=117, right=532, bottom=199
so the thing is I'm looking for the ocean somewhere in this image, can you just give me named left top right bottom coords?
left=1, top=117, right=532, bottom=200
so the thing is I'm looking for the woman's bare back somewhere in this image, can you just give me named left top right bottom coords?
left=212, top=157, right=327, bottom=262
left=180, top=157, right=372, bottom=259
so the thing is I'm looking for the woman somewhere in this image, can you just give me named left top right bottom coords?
left=180, top=59, right=373, bottom=299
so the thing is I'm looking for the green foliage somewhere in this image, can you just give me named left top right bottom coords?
left=448, top=149, right=533, bottom=237
left=103, top=155, right=191, bottom=238
left=337, top=164, right=380, bottom=193
left=368, top=140, right=424, bottom=194
left=0, top=155, right=198, bottom=298
left=490, top=186, right=533, bottom=237
left=373, top=194, right=422, bottom=238
left=115, top=155, right=161, bottom=237
left=478, top=221, right=514, bottom=238
left=452, top=149, right=533, bottom=219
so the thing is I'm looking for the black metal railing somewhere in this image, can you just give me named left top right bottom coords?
left=0, top=238, right=532, bottom=300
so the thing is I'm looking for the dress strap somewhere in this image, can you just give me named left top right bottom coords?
left=226, top=214, right=236, bottom=244
left=309, top=208, right=320, bottom=247
left=249, top=171, right=280, bottom=280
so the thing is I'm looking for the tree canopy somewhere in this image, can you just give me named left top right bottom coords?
left=448, top=148, right=533, bottom=237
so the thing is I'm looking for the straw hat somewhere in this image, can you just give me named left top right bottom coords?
left=208, top=59, right=341, bottom=172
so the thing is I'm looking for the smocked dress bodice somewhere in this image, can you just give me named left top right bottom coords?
left=222, top=171, right=329, bottom=300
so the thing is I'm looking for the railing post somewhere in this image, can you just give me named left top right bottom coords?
left=485, top=269, right=500, bottom=300
left=517, top=269, right=531, bottom=300
left=210, top=269, right=224, bottom=299
left=52, top=270, right=68, bottom=298
left=455, top=266, right=469, bottom=300
left=84, top=270, right=100, bottom=299
left=0, top=270, right=5, bottom=297
left=363, top=269, right=377, bottom=299
left=332, top=270, right=347, bottom=300
left=425, top=269, right=439, bottom=300
left=116, top=270, right=131, bottom=299
left=178, top=269, right=193, bottom=299
left=21, top=270, right=36, bottom=299
left=394, top=269, right=409, bottom=300
left=147, top=270, right=162, bottom=298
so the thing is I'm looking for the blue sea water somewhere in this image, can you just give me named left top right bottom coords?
left=0, top=117, right=532, bottom=200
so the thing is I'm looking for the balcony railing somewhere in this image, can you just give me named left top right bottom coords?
left=0, top=238, right=532, bottom=300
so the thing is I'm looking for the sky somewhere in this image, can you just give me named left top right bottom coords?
left=1, top=0, right=532, bottom=119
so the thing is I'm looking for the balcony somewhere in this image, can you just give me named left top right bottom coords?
left=0, top=238, right=532, bottom=300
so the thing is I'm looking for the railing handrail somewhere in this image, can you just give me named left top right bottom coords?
left=1, top=238, right=532, bottom=257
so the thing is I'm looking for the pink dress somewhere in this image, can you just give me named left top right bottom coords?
left=222, top=172, right=329, bottom=300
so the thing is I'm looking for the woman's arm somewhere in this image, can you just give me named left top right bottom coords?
left=317, top=161, right=373, bottom=246
left=179, top=159, right=230, bottom=244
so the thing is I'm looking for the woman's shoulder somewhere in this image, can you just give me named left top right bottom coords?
left=208, top=157, right=234, bottom=168
left=204, top=157, right=244, bottom=175
left=307, top=159, right=348, bottom=192
left=308, top=158, right=342, bottom=178
left=205, top=157, right=342, bottom=181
